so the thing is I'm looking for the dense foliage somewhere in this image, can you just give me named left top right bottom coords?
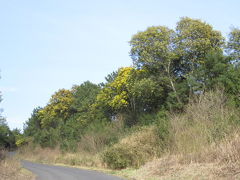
left=22, top=17, right=240, bottom=159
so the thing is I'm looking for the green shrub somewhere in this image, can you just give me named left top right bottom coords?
left=102, top=145, right=138, bottom=169
left=155, top=110, right=170, bottom=148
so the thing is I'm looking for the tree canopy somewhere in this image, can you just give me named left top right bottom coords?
left=22, top=17, right=240, bottom=150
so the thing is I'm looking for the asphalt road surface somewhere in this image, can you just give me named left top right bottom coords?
left=22, top=160, right=125, bottom=180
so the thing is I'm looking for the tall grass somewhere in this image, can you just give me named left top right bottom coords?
left=0, top=150, right=34, bottom=180
left=170, top=90, right=239, bottom=159
left=78, top=120, right=124, bottom=154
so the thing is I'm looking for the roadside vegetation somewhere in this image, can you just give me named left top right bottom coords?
left=0, top=150, right=34, bottom=180
left=2, top=17, right=240, bottom=179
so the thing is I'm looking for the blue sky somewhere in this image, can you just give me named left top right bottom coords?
left=0, top=0, right=239, bottom=130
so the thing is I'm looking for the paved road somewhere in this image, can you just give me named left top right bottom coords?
left=22, top=160, right=125, bottom=180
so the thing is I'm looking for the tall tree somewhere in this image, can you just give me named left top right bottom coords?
left=24, top=107, right=42, bottom=137
left=96, top=67, right=166, bottom=125
left=71, top=81, right=103, bottom=125
left=130, top=17, right=225, bottom=106
left=39, top=89, right=74, bottom=128
left=192, top=50, right=231, bottom=91
left=175, top=17, right=224, bottom=92
left=71, top=81, right=101, bottom=114
left=130, top=26, right=181, bottom=104
left=227, top=28, right=240, bottom=62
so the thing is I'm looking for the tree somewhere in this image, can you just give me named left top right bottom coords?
left=129, top=17, right=225, bottom=107
left=201, top=51, right=231, bottom=90
left=104, top=71, right=118, bottom=84
left=227, top=28, right=240, bottom=62
left=0, top=118, right=10, bottom=148
left=24, top=82, right=104, bottom=149
left=96, top=67, right=166, bottom=126
left=175, top=17, right=224, bottom=93
left=24, top=107, right=42, bottom=137
left=0, top=117, right=16, bottom=149
left=71, top=81, right=101, bottom=114
left=96, top=67, right=133, bottom=114
left=187, top=49, right=240, bottom=106
left=39, top=89, right=74, bottom=128
left=130, top=26, right=181, bottom=104
left=175, top=17, right=224, bottom=73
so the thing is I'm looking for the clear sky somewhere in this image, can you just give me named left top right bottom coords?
left=0, top=0, right=239, bottom=130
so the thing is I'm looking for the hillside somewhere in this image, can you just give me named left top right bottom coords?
left=4, top=17, right=240, bottom=179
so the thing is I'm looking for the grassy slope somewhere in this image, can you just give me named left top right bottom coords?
left=116, top=91, right=240, bottom=179
left=19, top=90, right=240, bottom=180
left=116, top=133, right=240, bottom=180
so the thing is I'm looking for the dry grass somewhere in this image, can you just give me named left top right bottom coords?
left=121, top=133, right=240, bottom=180
left=19, top=145, right=61, bottom=163
left=19, top=145, right=103, bottom=168
left=170, top=90, right=237, bottom=157
left=116, top=90, right=240, bottom=179
left=122, top=157, right=219, bottom=180
left=0, top=150, right=34, bottom=180
left=77, top=120, right=124, bottom=154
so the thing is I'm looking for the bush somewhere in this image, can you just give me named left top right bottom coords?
left=102, top=127, right=160, bottom=169
left=138, top=110, right=170, bottom=149
left=102, top=145, right=138, bottom=169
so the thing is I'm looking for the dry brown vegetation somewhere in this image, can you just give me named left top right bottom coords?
left=0, top=150, right=34, bottom=180
left=20, top=145, right=103, bottom=168
left=170, top=90, right=236, bottom=156
left=122, top=133, right=240, bottom=180
left=117, top=90, right=240, bottom=180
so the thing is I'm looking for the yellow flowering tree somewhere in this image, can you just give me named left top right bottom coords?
left=96, top=67, right=166, bottom=125
left=39, top=89, right=74, bottom=128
